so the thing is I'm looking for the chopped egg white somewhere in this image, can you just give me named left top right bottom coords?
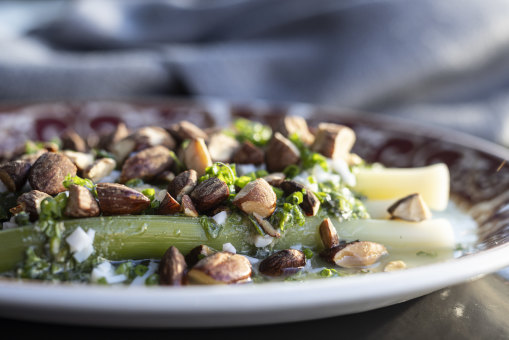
left=236, top=164, right=258, bottom=176
left=65, top=227, right=95, bottom=263
left=292, top=171, right=319, bottom=192
left=329, top=158, right=356, bottom=186
left=311, top=164, right=341, bottom=185
left=98, top=170, right=120, bottom=183
left=236, top=163, right=265, bottom=176
left=212, top=210, right=227, bottom=225
left=253, top=234, right=274, bottom=248
left=222, top=242, right=236, bottom=253
left=91, top=261, right=127, bottom=284
left=244, top=255, right=260, bottom=265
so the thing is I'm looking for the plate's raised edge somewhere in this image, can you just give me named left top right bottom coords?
left=0, top=243, right=508, bottom=316
left=1, top=96, right=508, bottom=161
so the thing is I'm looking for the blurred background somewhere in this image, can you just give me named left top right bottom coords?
left=1, top=0, right=509, bottom=144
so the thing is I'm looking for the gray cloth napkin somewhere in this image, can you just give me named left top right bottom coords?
left=1, top=0, right=509, bottom=144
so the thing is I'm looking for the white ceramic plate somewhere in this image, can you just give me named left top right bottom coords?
left=1, top=247, right=509, bottom=328
left=0, top=100, right=508, bottom=327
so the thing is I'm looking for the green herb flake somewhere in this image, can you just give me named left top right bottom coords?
left=145, top=273, right=159, bottom=286
left=303, top=248, right=314, bottom=259
left=169, top=150, right=185, bottom=173
left=115, top=261, right=133, bottom=276
left=24, top=140, right=44, bottom=155
left=234, top=175, right=252, bottom=189
left=125, top=178, right=144, bottom=188
left=94, top=149, right=115, bottom=159
left=416, top=251, right=437, bottom=257
left=141, top=188, right=156, bottom=201
left=288, top=133, right=328, bottom=171
left=233, top=118, right=272, bottom=146
left=200, top=162, right=237, bottom=193
left=255, top=170, right=269, bottom=178
left=248, top=215, right=265, bottom=236
left=286, top=191, right=303, bottom=205
left=63, top=174, right=96, bottom=193
left=283, top=164, right=301, bottom=179
left=14, top=212, right=30, bottom=226
left=199, top=216, right=223, bottom=239
left=97, top=277, right=108, bottom=285
left=272, top=186, right=284, bottom=199
left=134, top=264, right=148, bottom=277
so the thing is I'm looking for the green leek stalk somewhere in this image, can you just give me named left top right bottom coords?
left=0, top=214, right=455, bottom=273
left=0, top=215, right=318, bottom=273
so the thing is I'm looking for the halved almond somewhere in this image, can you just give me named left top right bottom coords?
left=278, top=116, right=315, bottom=145
left=311, top=123, right=356, bottom=160
left=182, top=138, right=212, bottom=177
left=232, top=178, right=277, bottom=218
left=158, top=191, right=181, bottom=215
left=265, top=132, right=300, bottom=172
left=187, top=252, right=252, bottom=284
left=321, top=241, right=387, bottom=268
left=83, top=158, right=117, bottom=183
left=387, top=193, right=432, bottom=222
left=253, top=212, right=280, bottom=238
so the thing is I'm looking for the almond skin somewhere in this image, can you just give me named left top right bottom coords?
left=232, top=141, right=264, bottom=165
left=60, top=129, right=87, bottom=152
left=187, top=252, right=252, bottom=284
left=181, top=194, right=199, bottom=217
left=189, top=177, right=229, bottom=213
left=65, top=184, right=100, bottom=218
left=16, top=190, right=51, bottom=221
left=207, top=133, right=240, bottom=163
left=29, top=153, right=77, bottom=195
left=182, top=138, right=212, bottom=177
left=100, top=122, right=129, bottom=151
left=159, top=246, right=187, bottom=286
left=319, top=218, right=340, bottom=249
left=265, top=132, right=300, bottom=172
left=158, top=192, right=181, bottom=215
left=311, top=123, right=356, bottom=160
left=277, top=116, right=315, bottom=146
left=96, top=183, right=151, bottom=215
left=387, top=193, right=432, bottom=222
left=0, top=160, right=31, bottom=192
left=259, top=249, right=306, bottom=276
left=119, top=145, right=174, bottom=183
left=168, top=170, right=198, bottom=202
left=132, top=126, right=176, bottom=151
left=169, top=121, right=208, bottom=142
left=232, top=178, right=277, bottom=218
left=185, top=245, right=217, bottom=267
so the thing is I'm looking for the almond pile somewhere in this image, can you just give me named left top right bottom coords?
left=1, top=115, right=371, bottom=285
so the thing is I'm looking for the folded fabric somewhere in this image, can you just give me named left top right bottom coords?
left=1, top=0, right=509, bottom=143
